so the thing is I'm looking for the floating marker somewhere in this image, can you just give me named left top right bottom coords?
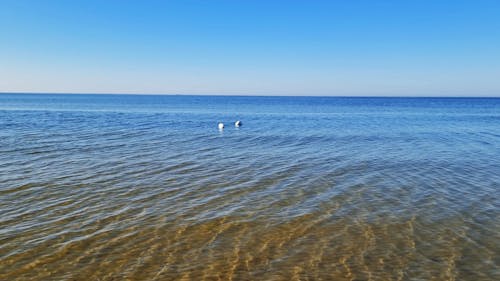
left=235, top=120, right=242, bottom=127
left=218, top=122, right=224, bottom=130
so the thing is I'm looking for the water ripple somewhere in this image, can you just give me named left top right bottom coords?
left=1, top=96, right=500, bottom=280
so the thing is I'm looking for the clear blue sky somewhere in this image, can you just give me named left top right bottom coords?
left=1, top=0, right=499, bottom=96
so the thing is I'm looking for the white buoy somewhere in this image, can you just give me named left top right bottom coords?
left=218, top=122, right=224, bottom=130
left=234, top=120, right=242, bottom=127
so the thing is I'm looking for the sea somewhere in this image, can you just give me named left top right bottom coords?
left=1, top=94, right=499, bottom=280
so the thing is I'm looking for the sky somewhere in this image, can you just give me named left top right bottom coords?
left=1, top=0, right=499, bottom=96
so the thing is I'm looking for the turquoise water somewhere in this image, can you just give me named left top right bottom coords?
left=1, top=94, right=499, bottom=280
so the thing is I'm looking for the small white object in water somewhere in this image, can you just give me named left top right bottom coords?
left=235, top=120, right=242, bottom=127
left=218, top=122, right=224, bottom=130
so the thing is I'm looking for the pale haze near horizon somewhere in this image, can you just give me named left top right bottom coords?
left=1, top=1, right=499, bottom=97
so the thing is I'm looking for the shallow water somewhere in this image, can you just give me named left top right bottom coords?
left=1, top=94, right=499, bottom=280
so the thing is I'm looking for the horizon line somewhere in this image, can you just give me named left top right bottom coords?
left=1, top=91, right=499, bottom=99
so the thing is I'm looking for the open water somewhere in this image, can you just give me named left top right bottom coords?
left=0, top=94, right=499, bottom=280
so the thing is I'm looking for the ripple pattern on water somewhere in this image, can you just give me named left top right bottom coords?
left=1, top=95, right=500, bottom=280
